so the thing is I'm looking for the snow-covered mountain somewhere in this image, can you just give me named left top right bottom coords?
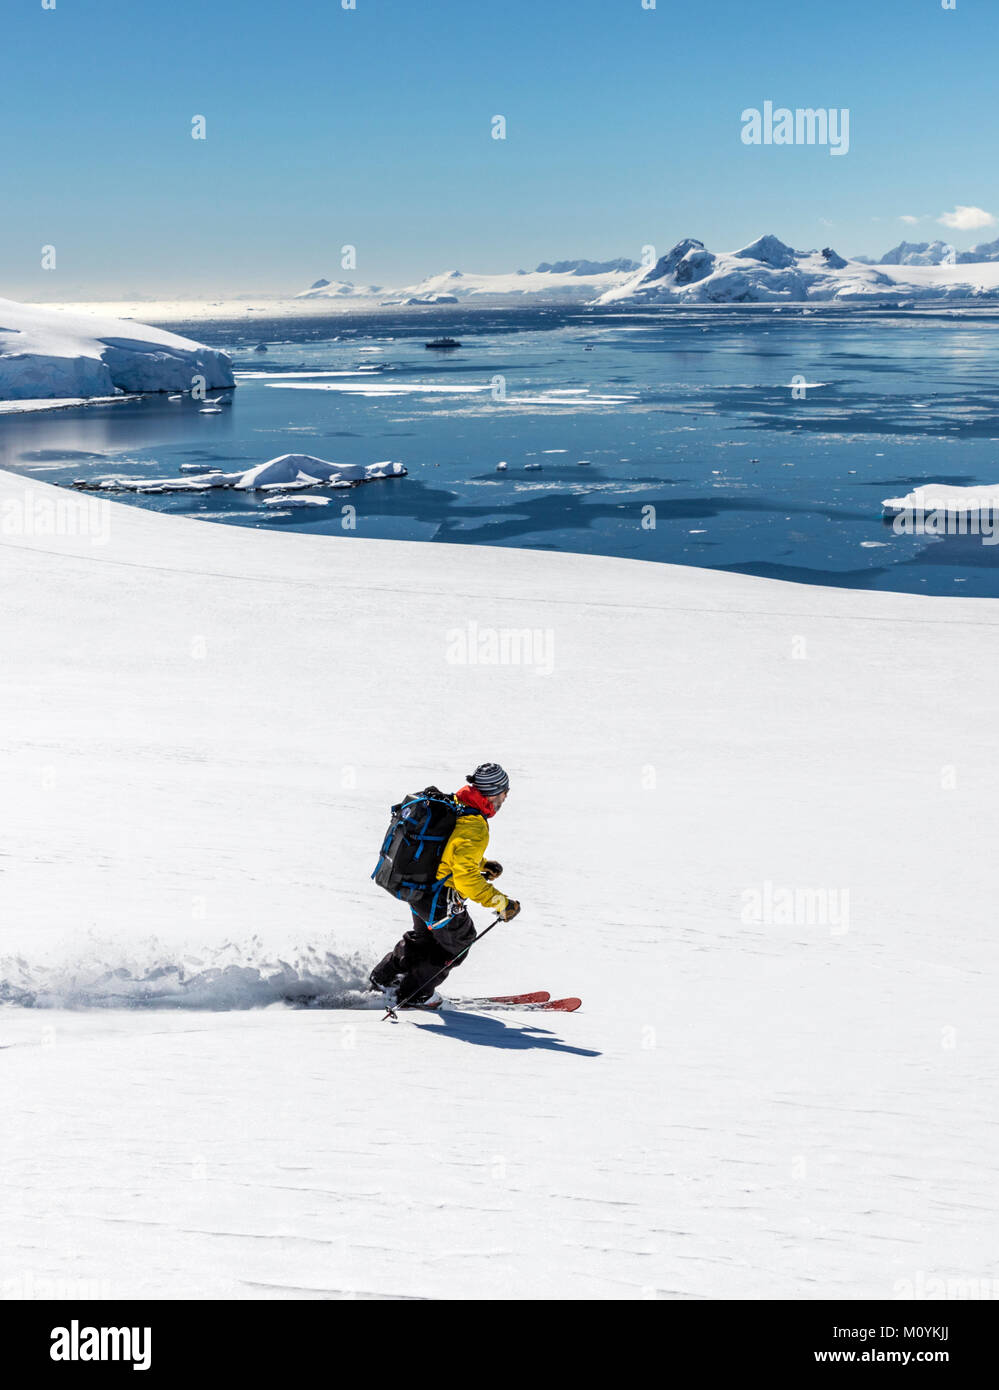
left=875, top=239, right=956, bottom=266
left=0, top=297, right=234, bottom=400
left=396, top=261, right=641, bottom=303
left=596, top=234, right=999, bottom=304
left=534, top=257, right=640, bottom=275
left=956, top=235, right=999, bottom=263
left=294, top=278, right=384, bottom=301
left=295, top=259, right=640, bottom=306
left=857, top=238, right=999, bottom=267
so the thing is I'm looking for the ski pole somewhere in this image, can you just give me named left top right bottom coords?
left=381, top=915, right=503, bottom=1022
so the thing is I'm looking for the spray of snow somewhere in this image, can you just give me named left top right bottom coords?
left=0, top=938, right=371, bottom=1010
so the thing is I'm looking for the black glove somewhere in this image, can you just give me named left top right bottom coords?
left=482, top=860, right=503, bottom=881
left=499, top=899, right=521, bottom=922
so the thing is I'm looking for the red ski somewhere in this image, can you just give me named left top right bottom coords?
left=447, top=993, right=582, bottom=1013
left=487, top=991, right=550, bottom=1004
left=540, top=997, right=582, bottom=1012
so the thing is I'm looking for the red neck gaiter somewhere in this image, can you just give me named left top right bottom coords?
left=456, top=784, right=495, bottom=818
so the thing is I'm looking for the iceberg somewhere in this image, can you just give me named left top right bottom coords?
left=882, top=483, right=999, bottom=517
left=86, top=452, right=406, bottom=495
left=0, top=296, right=234, bottom=401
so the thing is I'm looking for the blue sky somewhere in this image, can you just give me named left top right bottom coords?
left=2, top=0, right=996, bottom=299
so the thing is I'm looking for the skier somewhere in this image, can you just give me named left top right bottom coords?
left=369, top=763, right=521, bottom=1009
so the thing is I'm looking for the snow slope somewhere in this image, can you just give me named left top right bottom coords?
left=294, top=279, right=385, bottom=301
left=0, top=298, right=234, bottom=401
left=1, top=470, right=997, bottom=1300
left=597, top=234, right=999, bottom=304
left=295, top=261, right=641, bottom=306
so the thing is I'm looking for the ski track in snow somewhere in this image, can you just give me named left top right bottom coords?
left=1, top=467, right=998, bottom=1299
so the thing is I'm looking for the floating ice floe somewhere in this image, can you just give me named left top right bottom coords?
left=882, top=484, right=999, bottom=518
left=234, top=367, right=384, bottom=380
left=882, top=484, right=999, bottom=541
left=262, top=494, right=333, bottom=507
left=85, top=453, right=406, bottom=495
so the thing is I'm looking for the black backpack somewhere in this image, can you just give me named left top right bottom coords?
left=372, top=786, right=470, bottom=906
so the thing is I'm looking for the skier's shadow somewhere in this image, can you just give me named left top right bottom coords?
left=411, top=1008, right=601, bottom=1057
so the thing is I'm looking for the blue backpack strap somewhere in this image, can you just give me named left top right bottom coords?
left=425, top=876, right=454, bottom=929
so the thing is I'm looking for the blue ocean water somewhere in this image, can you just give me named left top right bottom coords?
left=4, top=304, right=999, bottom=595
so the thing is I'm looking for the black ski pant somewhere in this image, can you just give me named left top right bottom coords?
left=371, top=895, right=477, bottom=1004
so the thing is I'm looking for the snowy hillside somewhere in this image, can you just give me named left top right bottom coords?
left=295, top=260, right=640, bottom=306
left=596, top=234, right=999, bottom=304
left=2, top=469, right=997, bottom=1299
left=294, top=278, right=385, bottom=301
left=0, top=297, right=234, bottom=400
left=396, top=261, right=640, bottom=303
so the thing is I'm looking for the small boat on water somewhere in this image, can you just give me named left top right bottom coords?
left=425, top=337, right=461, bottom=349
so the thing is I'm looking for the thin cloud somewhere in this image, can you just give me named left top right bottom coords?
left=899, top=215, right=920, bottom=225
left=938, top=205, right=996, bottom=231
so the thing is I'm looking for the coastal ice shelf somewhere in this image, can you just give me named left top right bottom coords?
left=0, top=297, right=234, bottom=401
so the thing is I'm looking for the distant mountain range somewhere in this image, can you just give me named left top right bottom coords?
left=295, top=260, right=641, bottom=306
left=854, top=237, right=999, bottom=267
left=295, top=239, right=999, bottom=306
left=596, top=235, right=999, bottom=303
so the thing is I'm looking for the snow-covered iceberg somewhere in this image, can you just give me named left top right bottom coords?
left=87, top=452, right=406, bottom=494
left=882, top=483, right=999, bottom=518
left=0, top=296, right=234, bottom=400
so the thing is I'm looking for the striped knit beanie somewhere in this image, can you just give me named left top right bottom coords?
left=466, top=763, right=510, bottom=796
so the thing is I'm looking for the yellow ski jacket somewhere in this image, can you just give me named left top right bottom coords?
left=437, top=808, right=508, bottom=913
